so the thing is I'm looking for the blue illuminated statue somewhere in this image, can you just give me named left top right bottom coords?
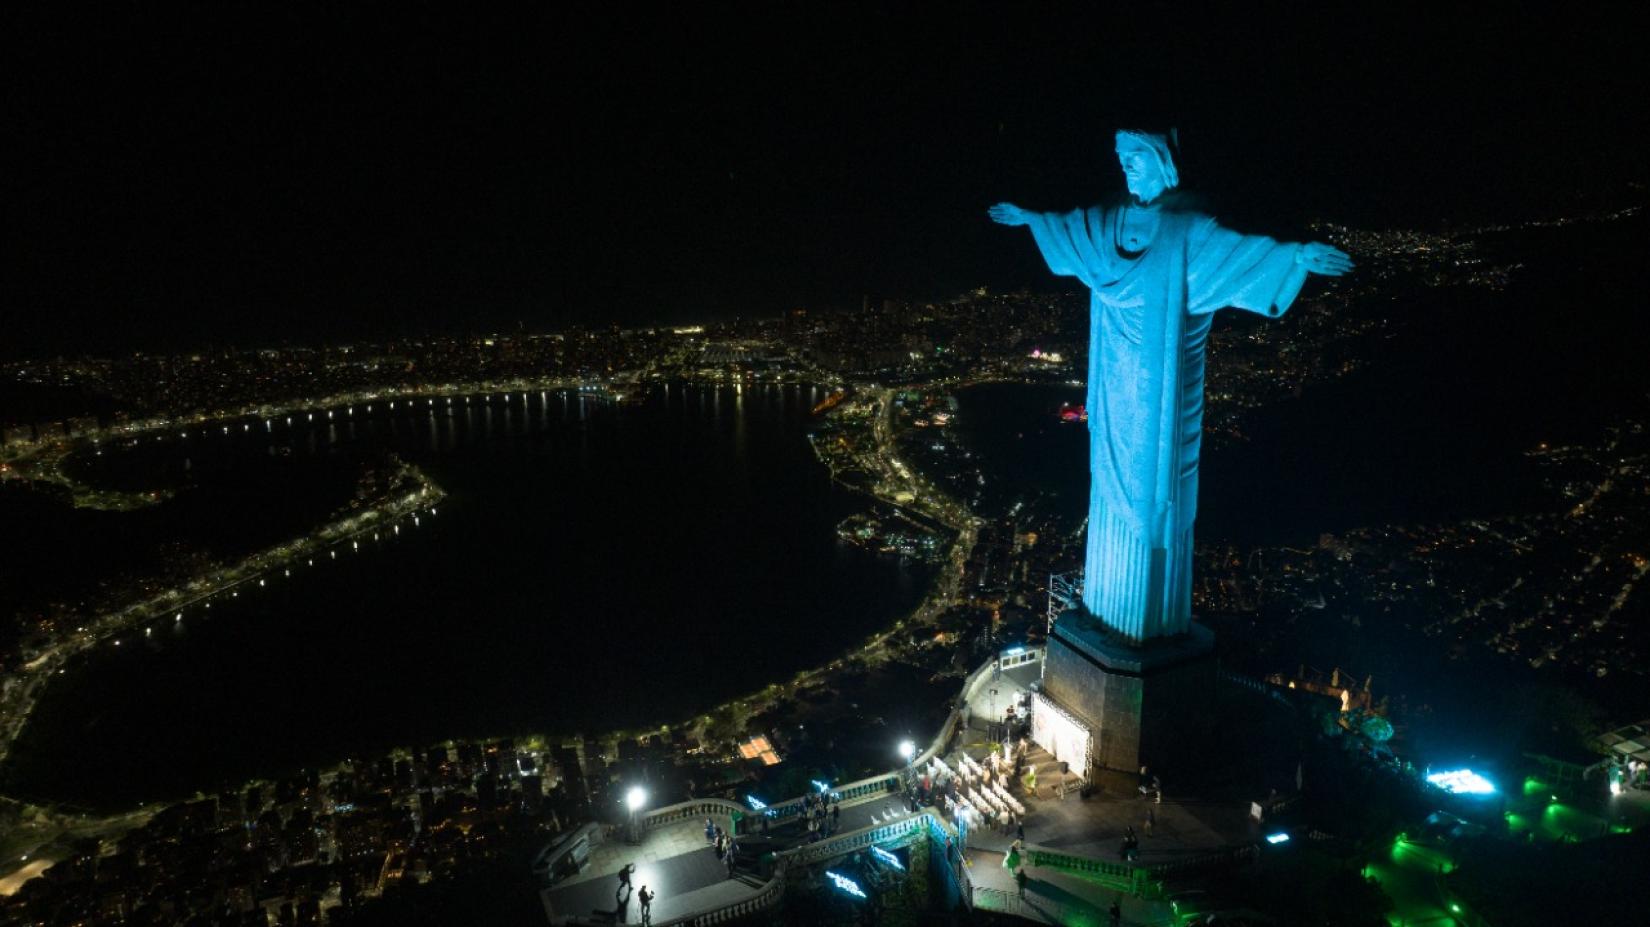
left=991, top=130, right=1351, bottom=642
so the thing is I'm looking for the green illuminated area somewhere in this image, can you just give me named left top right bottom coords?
left=1360, top=835, right=1464, bottom=927
left=1356, top=771, right=1648, bottom=926
left=1502, top=779, right=1619, bottom=843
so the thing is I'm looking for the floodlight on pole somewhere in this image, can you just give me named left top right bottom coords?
left=624, top=786, right=648, bottom=845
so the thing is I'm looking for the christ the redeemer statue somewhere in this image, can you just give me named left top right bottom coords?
left=991, top=130, right=1351, bottom=643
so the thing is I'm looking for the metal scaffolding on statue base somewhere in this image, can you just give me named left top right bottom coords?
left=1047, top=570, right=1082, bottom=634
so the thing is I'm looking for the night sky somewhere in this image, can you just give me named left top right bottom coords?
left=6, top=7, right=1646, bottom=357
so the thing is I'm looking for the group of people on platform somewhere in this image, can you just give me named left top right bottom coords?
left=799, top=789, right=842, bottom=841
left=1611, top=758, right=1648, bottom=793
left=1119, top=824, right=1141, bottom=861
left=702, top=818, right=741, bottom=876
left=614, top=864, right=654, bottom=925
left=1138, top=765, right=1164, bottom=803
left=919, top=739, right=1035, bottom=836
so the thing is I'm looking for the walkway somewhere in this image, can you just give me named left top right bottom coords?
left=961, top=660, right=1043, bottom=742
left=947, top=709, right=1258, bottom=863
left=967, top=847, right=1177, bottom=926
left=542, top=818, right=765, bottom=924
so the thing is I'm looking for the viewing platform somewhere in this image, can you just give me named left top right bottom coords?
left=538, top=646, right=1272, bottom=925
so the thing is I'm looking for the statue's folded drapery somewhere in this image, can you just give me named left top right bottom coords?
left=1027, top=203, right=1305, bottom=640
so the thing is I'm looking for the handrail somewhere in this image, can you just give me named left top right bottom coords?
left=616, top=810, right=958, bottom=927
left=757, top=648, right=1047, bottom=824
left=1025, top=845, right=1149, bottom=895
left=649, top=871, right=786, bottom=927
left=1140, top=843, right=1258, bottom=878
left=1025, top=839, right=1258, bottom=893
left=773, top=808, right=944, bottom=868
left=1217, top=668, right=1296, bottom=709
left=638, top=798, right=745, bottom=832
left=972, top=886, right=1091, bottom=925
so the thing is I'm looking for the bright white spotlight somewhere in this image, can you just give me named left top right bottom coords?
left=1426, top=769, right=1496, bottom=795
left=626, top=786, right=647, bottom=812
left=898, top=740, right=916, bottom=761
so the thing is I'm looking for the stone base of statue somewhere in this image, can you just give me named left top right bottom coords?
left=1041, top=608, right=1217, bottom=780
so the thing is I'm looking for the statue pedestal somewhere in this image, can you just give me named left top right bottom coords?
left=1041, top=609, right=1216, bottom=780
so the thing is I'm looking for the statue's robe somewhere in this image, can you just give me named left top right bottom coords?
left=1027, top=202, right=1306, bottom=641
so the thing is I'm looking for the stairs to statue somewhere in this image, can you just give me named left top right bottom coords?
left=1021, top=744, right=1076, bottom=798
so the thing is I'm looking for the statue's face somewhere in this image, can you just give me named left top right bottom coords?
left=1115, top=140, right=1168, bottom=203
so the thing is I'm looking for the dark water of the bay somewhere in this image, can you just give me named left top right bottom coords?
left=3, top=384, right=934, bottom=809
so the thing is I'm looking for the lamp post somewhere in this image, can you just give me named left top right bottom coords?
left=626, top=786, right=647, bottom=845
left=899, top=739, right=917, bottom=808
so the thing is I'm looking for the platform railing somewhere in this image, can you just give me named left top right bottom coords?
left=971, top=886, right=1091, bottom=925
left=773, top=807, right=937, bottom=868
left=639, top=798, right=745, bottom=832
left=1025, top=845, right=1152, bottom=895
left=649, top=871, right=786, bottom=927
left=754, top=648, right=1049, bottom=825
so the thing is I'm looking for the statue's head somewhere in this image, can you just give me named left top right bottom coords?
left=1114, top=129, right=1179, bottom=204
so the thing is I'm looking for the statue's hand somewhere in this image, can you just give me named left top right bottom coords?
left=988, top=202, right=1029, bottom=227
left=1297, top=242, right=1354, bottom=276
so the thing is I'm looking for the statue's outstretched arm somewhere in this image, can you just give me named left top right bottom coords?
left=1296, top=242, right=1354, bottom=277
left=1276, top=241, right=1353, bottom=308
left=988, top=202, right=1030, bottom=227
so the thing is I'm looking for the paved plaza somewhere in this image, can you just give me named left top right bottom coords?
left=967, top=846, right=1177, bottom=926
left=541, top=796, right=920, bottom=923
left=542, top=818, right=762, bottom=924
left=543, top=656, right=1263, bottom=923
left=952, top=661, right=1258, bottom=863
